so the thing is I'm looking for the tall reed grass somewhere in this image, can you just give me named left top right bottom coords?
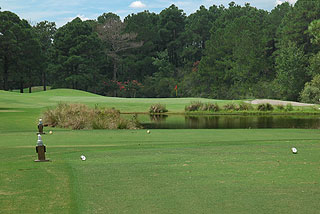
left=42, top=103, right=140, bottom=130
left=149, top=103, right=168, bottom=113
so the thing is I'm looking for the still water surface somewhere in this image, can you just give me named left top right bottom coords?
left=136, top=114, right=320, bottom=129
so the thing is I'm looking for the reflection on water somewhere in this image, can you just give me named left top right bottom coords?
left=140, top=115, right=320, bottom=129
left=149, top=114, right=168, bottom=122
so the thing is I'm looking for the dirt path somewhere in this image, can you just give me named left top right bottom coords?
left=248, top=99, right=315, bottom=107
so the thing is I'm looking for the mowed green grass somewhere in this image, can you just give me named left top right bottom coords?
left=0, top=88, right=236, bottom=113
left=1, top=89, right=320, bottom=213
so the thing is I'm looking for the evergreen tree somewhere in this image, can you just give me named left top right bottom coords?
left=51, top=18, right=105, bottom=92
left=34, top=21, right=57, bottom=91
left=0, top=11, right=41, bottom=91
left=123, top=11, right=160, bottom=80
left=274, top=41, right=308, bottom=101
left=198, top=3, right=270, bottom=99
left=158, top=4, right=186, bottom=68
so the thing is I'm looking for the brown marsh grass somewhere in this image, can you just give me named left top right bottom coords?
left=42, top=103, right=140, bottom=130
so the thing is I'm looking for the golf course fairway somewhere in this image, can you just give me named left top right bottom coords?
left=1, top=89, right=320, bottom=213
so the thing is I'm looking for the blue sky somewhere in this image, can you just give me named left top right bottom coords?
left=0, top=0, right=296, bottom=27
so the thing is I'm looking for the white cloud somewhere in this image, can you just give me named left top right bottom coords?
left=66, top=14, right=90, bottom=22
left=275, top=0, right=297, bottom=6
left=55, top=14, right=92, bottom=27
left=287, top=0, right=297, bottom=4
left=76, top=14, right=90, bottom=21
left=129, top=1, right=146, bottom=8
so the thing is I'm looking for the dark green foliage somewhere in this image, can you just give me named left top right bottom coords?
left=182, top=5, right=219, bottom=62
left=0, top=11, right=42, bottom=91
left=273, top=41, right=308, bottom=101
left=185, top=101, right=203, bottom=111
left=273, top=0, right=320, bottom=101
left=158, top=4, right=186, bottom=67
left=285, top=103, right=293, bottom=111
left=2, top=3, right=320, bottom=101
left=257, top=103, right=274, bottom=111
left=96, top=13, right=143, bottom=94
left=238, top=102, right=253, bottom=111
left=205, top=103, right=220, bottom=112
left=276, top=105, right=285, bottom=110
left=185, top=101, right=220, bottom=112
left=300, top=74, right=320, bottom=104
left=198, top=3, right=273, bottom=99
left=276, top=0, right=320, bottom=53
left=223, top=103, right=237, bottom=111
left=33, top=21, right=57, bottom=91
left=50, top=18, right=106, bottom=92
left=149, top=103, right=168, bottom=113
left=257, top=104, right=265, bottom=111
left=122, top=11, right=160, bottom=82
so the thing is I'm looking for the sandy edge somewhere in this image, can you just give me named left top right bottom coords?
left=247, top=99, right=315, bottom=107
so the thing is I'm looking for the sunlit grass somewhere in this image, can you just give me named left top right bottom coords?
left=1, top=89, right=320, bottom=213
left=1, top=129, right=320, bottom=213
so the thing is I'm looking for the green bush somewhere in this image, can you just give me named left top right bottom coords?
left=266, top=103, right=274, bottom=111
left=149, top=103, right=168, bottom=113
left=238, top=102, right=253, bottom=111
left=285, top=103, right=294, bottom=111
left=257, top=103, right=274, bottom=111
left=185, top=102, right=220, bottom=112
left=185, top=101, right=203, bottom=112
left=300, top=74, right=320, bottom=104
left=257, top=104, right=265, bottom=111
left=276, top=105, right=284, bottom=110
left=207, top=103, right=220, bottom=112
left=43, top=103, right=140, bottom=130
left=223, top=103, right=237, bottom=111
left=199, top=103, right=209, bottom=111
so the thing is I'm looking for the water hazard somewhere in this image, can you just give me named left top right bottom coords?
left=136, top=114, right=320, bottom=129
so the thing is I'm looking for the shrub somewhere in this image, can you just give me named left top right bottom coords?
left=276, top=104, right=284, bottom=110
left=149, top=103, right=168, bottom=113
left=238, top=102, right=253, bottom=111
left=185, top=102, right=220, bottom=112
left=117, top=119, right=129, bottom=129
left=223, top=103, right=237, bottom=111
left=207, top=103, right=220, bottom=112
left=42, top=103, right=140, bottom=130
left=257, top=103, right=274, bottom=111
left=199, top=103, right=208, bottom=111
left=42, top=103, right=91, bottom=129
left=91, top=108, right=121, bottom=129
left=300, top=74, right=320, bottom=104
left=185, top=101, right=203, bottom=112
left=266, top=103, right=274, bottom=111
left=285, top=103, right=294, bottom=111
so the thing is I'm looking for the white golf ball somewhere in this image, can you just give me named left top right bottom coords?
left=49, top=131, right=53, bottom=134
left=147, top=130, right=150, bottom=134
left=291, top=147, right=298, bottom=154
left=80, top=155, right=86, bottom=161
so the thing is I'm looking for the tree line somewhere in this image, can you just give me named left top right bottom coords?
left=1, top=0, right=320, bottom=102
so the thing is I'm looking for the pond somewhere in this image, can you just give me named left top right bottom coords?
left=134, top=114, right=320, bottom=129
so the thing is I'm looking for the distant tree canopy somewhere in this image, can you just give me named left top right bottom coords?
left=1, top=1, right=320, bottom=102
left=0, top=11, right=41, bottom=92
